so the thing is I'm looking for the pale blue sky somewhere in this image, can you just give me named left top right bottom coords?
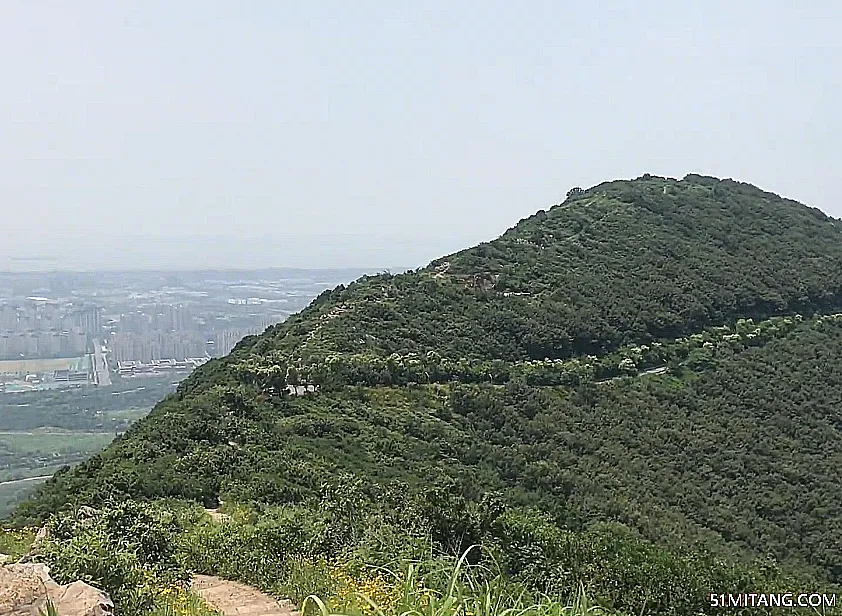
left=1, top=1, right=840, bottom=268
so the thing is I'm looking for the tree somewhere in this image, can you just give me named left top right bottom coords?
left=619, top=357, right=637, bottom=375
left=567, top=187, right=585, bottom=199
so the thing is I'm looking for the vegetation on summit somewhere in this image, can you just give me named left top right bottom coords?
left=244, top=174, right=842, bottom=364
left=9, top=175, right=842, bottom=615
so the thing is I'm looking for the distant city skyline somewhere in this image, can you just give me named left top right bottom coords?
left=0, top=267, right=360, bottom=391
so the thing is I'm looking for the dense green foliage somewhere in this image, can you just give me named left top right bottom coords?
left=17, top=317, right=842, bottom=588
left=0, top=432, right=114, bottom=482
left=32, top=498, right=831, bottom=616
left=229, top=313, right=805, bottom=389
left=13, top=175, right=842, bottom=614
left=40, top=501, right=189, bottom=614
left=0, top=524, right=34, bottom=559
left=0, top=480, right=48, bottom=519
left=240, top=175, right=842, bottom=364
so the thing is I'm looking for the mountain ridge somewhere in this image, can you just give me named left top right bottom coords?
left=11, top=174, right=842, bottom=612
left=223, top=174, right=842, bottom=372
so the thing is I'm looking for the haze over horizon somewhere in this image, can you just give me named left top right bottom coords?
left=2, top=1, right=840, bottom=270
left=0, top=233, right=468, bottom=272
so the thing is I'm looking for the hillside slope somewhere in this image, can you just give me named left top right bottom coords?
left=17, top=316, right=842, bottom=582
left=244, top=174, right=842, bottom=363
left=14, top=174, right=842, bottom=590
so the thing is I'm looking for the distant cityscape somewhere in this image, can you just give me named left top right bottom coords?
left=0, top=302, right=98, bottom=358
left=0, top=269, right=375, bottom=393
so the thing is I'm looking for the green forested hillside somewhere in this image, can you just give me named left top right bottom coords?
left=12, top=175, right=842, bottom=614
left=244, top=174, right=842, bottom=363
left=16, top=315, right=842, bottom=584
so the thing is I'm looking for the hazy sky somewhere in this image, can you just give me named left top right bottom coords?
left=1, top=1, right=840, bottom=269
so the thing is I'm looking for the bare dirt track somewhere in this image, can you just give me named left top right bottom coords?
left=192, top=575, right=300, bottom=616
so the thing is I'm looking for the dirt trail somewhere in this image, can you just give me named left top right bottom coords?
left=193, top=575, right=300, bottom=616
left=204, top=508, right=230, bottom=523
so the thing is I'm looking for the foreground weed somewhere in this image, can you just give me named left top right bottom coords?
left=38, top=600, right=60, bottom=616
left=151, top=585, right=221, bottom=616
left=0, top=525, right=35, bottom=559
left=302, top=547, right=621, bottom=616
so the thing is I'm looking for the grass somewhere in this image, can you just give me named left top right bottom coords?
left=0, top=478, right=50, bottom=518
left=0, top=465, right=64, bottom=483
left=103, top=407, right=152, bottom=420
left=302, top=548, right=622, bottom=616
left=150, top=587, right=222, bottom=616
left=0, top=356, right=87, bottom=374
left=0, top=430, right=115, bottom=515
left=40, top=588, right=221, bottom=616
left=0, top=431, right=114, bottom=480
left=182, top=514, right=626, bottom=616
left=28, top=538, right=618, bottom=616
left=0, top=524, right=35, bottom=558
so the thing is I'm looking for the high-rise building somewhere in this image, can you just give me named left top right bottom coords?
left=110, top=330, right=207, bottom=362
left=74, top=307, right=102, bottom=336
left=53, top=330, right=86, bottom=357
left=23, top=333, right=38, bottom=357
left=119, top=312, right=151, bottom=333
left=213, top=327, right=263, bottom=357
left=5, top=334, right=24, bottom=357
left=150, top=304, right=192, bottom=332
left=37, top=332, right=59, bottom=356
left=0, top=305, right=18, bottom=330
left=174, top=304, right=191, bottom=331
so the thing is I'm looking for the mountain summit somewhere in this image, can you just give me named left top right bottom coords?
left=245, top=173, right=842, bottom=364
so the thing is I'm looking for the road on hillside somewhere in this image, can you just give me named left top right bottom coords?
left=92, top=340, right=112, bottom=387
left=595, top=365, right=668, bottom=385
left=0, top=475, right=51, bottom=488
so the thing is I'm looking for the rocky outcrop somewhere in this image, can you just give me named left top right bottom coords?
left=0, top=563, right=54, bottom=616
left=46, top=582, right=113, bottom=616
left=24, top=526, right=50, bottom=558
left=204, top=508, right=230, bottom=523
left=0, top=563, right=113, bottom=616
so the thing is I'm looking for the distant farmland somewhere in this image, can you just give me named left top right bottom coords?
left=0, top=356, right=89, bottom=374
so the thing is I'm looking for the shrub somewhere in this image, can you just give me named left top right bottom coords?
left=39, top=501, right=188, bottom=615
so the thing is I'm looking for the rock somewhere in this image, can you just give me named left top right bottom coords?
left=204, top=508, right=230, bottom=523
left=0, top=563, right=112, bottom=616
left=0, top=563, right=56, bottom=616
left=26, top=525, right=50, bottom=556
left=47, top=581, right=114, bottom=616
left=0, top=553, right=11, bottom=564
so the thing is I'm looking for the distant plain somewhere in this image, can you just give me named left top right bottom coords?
left=0, top=377, right=174, bottom=516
